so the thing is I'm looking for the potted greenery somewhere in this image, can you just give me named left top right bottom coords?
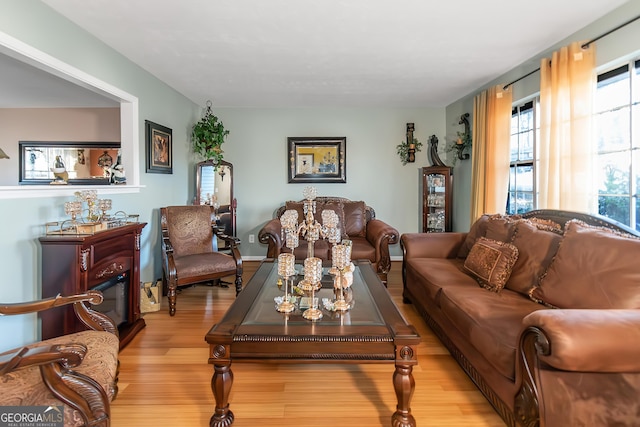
left=191, top=101, right=229, bottom=164
left=396, top=138, right=423, bottom=165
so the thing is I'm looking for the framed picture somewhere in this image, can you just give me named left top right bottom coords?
left=145, top=120, right=172, bottom=174
left=288, top=137, right=346, bottom=183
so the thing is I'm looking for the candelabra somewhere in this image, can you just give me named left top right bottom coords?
left=75, top=190, right=99, bottom=221
left=278, top=186, right=353, bottom=320
left=280, top=186, right=340, bottom=258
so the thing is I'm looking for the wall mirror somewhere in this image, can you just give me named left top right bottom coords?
left=195, top=160, right=236, bottom=237
left=19, top=141, right=121, bottom=185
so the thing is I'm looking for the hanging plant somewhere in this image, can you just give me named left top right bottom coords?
left=396, top=138, right=423, bottom=166
left=191, top=100, right=229, bottom=164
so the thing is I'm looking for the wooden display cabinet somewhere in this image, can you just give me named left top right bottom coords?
left=422, top=166, right=453, bottom=232
left=39, top=222, right=147, bottom=348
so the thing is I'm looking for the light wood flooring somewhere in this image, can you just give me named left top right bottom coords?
left=111, top=261, right=506, bottom=426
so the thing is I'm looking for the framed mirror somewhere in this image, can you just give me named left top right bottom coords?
left=19, top=141, right=121, bottom=185
left=195, top=160, right=236, bottom=237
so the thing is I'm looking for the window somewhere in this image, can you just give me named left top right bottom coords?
left=507, top=99, right=539, bottom=214
left=595, top=60, right=640, bottom=230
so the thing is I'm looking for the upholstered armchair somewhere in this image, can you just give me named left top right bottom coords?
left=258, top=197, right=399, bottom=284
left=160, top=205, right=243, bottom=316
left=0, top=291, right=119, bottom=427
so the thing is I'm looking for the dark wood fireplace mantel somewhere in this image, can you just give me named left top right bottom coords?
left=39, top=222, right=147, bottom=348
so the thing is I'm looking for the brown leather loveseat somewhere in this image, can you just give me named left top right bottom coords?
left=258, top=196, right=399, bottom=283
left=401, top=210, right=640, bottom=427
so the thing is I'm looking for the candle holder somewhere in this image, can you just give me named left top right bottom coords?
left=276, top=253, right=296, bottom=313
left=97, top=199, right=112, bottom=220
left=64, top=201, right=82, bottom=223
left=301, top=257, right=323, bottom=321
left=331, top=241, right=352, bottom=312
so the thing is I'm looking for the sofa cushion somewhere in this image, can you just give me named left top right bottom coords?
left=530, top=220, right=640, bottom=309
left=349, top=236, right=376, bottom=262
left=458, top=214, right=520, bottom=258
left=464, top=237, right=519, bottom=292
left=405, top=258, right=476, bottom=305
left=342, top=201, right=366, bottom=237
left=506, top=219, right=563, bottom=296
left=458, top=214, right=490, bottom=258
left=439, top=286, right=546, bottom=380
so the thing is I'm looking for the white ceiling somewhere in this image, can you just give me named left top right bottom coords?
left=7, top=0, right=631, bottom=108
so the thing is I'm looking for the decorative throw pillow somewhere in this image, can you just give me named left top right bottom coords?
left=529, top=220, right=640, bottom=309
left=464, top=237, right=519, bottom=292
left=505, top=219, right=563, bottom=296
left=342, top=201, right=367, bottom=237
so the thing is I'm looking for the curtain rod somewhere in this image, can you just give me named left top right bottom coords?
left=503, top=14, right=640, bottom=90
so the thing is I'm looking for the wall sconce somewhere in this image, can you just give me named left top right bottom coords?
left=0, top=148, right=9, bottom=159
left=406, top=123, right=415, bottom=163
left=454, top=113, right=471, bottom=161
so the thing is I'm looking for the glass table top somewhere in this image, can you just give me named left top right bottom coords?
left=242, top=262, right=385, bottom=326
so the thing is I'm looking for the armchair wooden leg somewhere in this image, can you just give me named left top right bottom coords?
left=234, top=275, right=242, bottom=296
left=168, top=285, right=177, bottom=316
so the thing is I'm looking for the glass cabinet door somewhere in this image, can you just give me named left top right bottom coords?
left=422, top=166, right=453, bottom=232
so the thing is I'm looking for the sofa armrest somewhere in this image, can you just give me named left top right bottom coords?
left=515, top=309, right=640, bottom=427
left=258, top=218, right=283, bottom=258
left=400, top=232, right=467, bottom=259
left=521, top=309, right=640, bottom=372
left=365, top=219, right=399, bottom=256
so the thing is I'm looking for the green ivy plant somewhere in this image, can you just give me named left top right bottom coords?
left=396, top=138, right=423, bottom=165
left=191, top=102, right=229, bottom=164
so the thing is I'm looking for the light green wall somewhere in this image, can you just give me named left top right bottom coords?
left=216, top=107, right=445, bottom=258
left=445, top=1, right=640, bottom=232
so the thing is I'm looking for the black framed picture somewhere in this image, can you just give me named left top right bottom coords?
left=287, top=137, right=346, bottom=183
left=145, top=120, right=172, bottom=174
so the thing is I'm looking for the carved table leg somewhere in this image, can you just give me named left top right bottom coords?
left=392, top=357, right=416, bottom=427
left=210, top=362, right=234, bottom=427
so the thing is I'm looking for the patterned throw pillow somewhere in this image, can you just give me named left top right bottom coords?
left=464, top=237, right=519, bottom=292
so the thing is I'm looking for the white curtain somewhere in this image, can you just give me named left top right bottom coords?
left=538, top=41, right=596, bottom=212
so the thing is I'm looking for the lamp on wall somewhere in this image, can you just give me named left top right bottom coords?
left=0, top=148, right=9, bottom=159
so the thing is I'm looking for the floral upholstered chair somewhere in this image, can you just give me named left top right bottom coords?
left=0, top=291, right=119, bottom=426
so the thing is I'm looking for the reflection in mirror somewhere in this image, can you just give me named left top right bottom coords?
left=19, top=141, right=121, bottom=185
left=195, top=160, right=236, bottom=238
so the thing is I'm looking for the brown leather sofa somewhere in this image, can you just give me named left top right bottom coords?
left=401, top=210, right=640, bottom=427
left=258, top=196, right=399, bottom=283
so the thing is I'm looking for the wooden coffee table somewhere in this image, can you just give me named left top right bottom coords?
left=205, top=260, right=420, bottom=427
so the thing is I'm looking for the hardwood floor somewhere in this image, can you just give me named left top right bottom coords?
left=112, top=261, right=505, bottom=426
